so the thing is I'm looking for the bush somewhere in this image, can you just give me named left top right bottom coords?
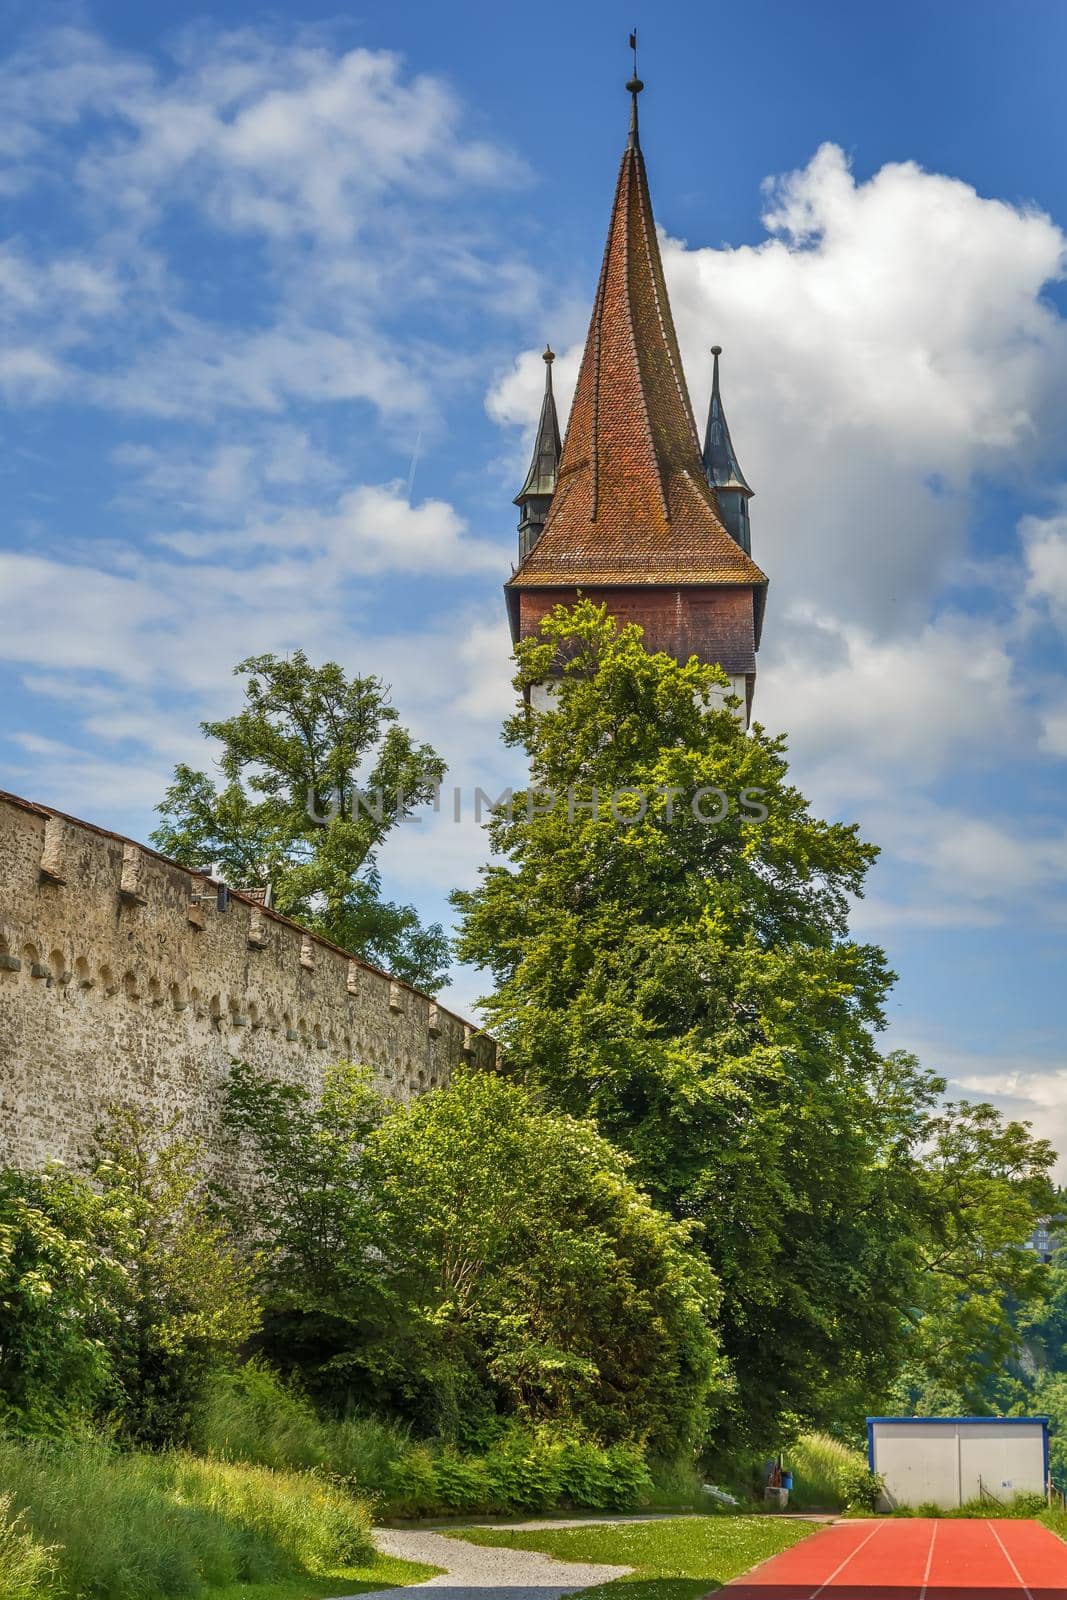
left=221, top=1064, right=724, bottom=1456
left=0, top=1168, right=122, bottom=1435
left=0, top=1492, right=58, bottom=1600
left=0, top=1437, right=372, bottom=1599
left=837, top=1459, right=885, bottom=1513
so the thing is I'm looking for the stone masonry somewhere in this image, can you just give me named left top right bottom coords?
left=0, top=789, right=495, bottom=1172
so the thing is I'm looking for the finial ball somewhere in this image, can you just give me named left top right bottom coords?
left=543, top=345, right=555, bottom=364
left=626, top=75, right=644, bottom=95
left=711, top=345, right=722, bottom=357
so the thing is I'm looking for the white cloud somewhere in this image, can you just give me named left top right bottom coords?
left=1024, top=513, right=1067, bottom=630
left=758, top=607, right=1028, bottom=789
left=496, top=143, right=1067, bottom=634
left=0, top=26, right=530, bottom=424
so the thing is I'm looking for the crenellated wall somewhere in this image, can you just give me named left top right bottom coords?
left=0, top=790, right=494, bottom=1172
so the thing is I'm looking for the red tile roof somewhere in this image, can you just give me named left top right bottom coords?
left=507, top=130, right=767, bottom=593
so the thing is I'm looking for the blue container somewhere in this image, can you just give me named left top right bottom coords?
left=781, top=1472, right=794, bottom=1491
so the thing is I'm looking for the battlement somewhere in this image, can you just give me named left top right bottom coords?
left=0, top=789, right=495, bottom=1171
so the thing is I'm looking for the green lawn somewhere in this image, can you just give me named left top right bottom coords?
left=447, top=1516, right=819, bottom=1600
left=209, top=1551, right=440, bottom=1600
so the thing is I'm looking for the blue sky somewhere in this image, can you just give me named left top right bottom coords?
left=3, top=1, right=1067, bottom=1169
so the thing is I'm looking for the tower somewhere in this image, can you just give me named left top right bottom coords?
left=504, top=70, right=767, bottom=722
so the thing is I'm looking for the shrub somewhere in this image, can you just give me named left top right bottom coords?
left=220, top=1063, right=724, bottom=1456
left=557, top=1437, right=652, bottom=1509
left=0, top=1492, right=58, bottom=1600
left=838, top=1459, right=885, bottom=1513
left=0, top=1168, right=121, bottom=1435
left=91, top=1108, right=259, bottom=1446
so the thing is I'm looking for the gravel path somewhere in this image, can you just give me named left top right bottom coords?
left=327, top=1525, right=631, bottom=1600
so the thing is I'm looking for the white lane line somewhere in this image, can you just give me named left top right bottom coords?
left=919, top=1520, right=938, bottom=1600
left=986, top=1520, right=1035, bottom=1600
left=809, top=1521, right=886, bottom=1599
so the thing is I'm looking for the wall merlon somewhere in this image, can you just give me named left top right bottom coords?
left=0, top=790, right=495, bottom=1173
left=120, top=842, right=149, bottom=905
left=39, top=815, right=68, bottom=884
left=247, top=905, right=269, bottom=949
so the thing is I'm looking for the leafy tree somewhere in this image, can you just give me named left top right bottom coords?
left=92, top=1107, right=260, bottom=1444
left=0, top=1168, right=122, bottom=1434
left=366, top=1070, right=725, bottom=1454
left=217, top=1061, right=391, bottom=1394
left=153, top=651, right=448, bottom=989
left=895, top=1100, right=1055, bottom=1408
left=219, top=1063, right=724, bottom=1455
left=452, top=601, right=1055, bottom=1447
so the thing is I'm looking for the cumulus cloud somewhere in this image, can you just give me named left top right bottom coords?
left=495, top=142, right=1067, bottom=632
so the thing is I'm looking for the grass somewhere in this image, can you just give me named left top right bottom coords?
left=1039, top=1508, right=1067, bottom=1542
left=446, top=1514, right=819, bottom=1600
left=194, top=1365, right=655, bottom=1518
left=0, top=1491, right=59, bottom=1600
left=0, top=1436, right=435, bottom=1600
left=783, top=1432, right=863, bottom=1512
left=207, top=1553, right=440, bottom=1600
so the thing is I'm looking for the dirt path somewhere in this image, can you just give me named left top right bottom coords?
left=328, top=1524, right=631, bottom=1600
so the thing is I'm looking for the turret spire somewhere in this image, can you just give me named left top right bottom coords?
left=702, top=345, right=754, bottom=553
left=514, top=346, right=562, bottom=561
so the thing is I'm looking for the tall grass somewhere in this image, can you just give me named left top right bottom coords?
left=785, top=1432, right=865, bottom=1511
left=192, top=1365, right=411, bottom=1489
left=0, top=1438, right=373, bottom=1600
left=193, top=1363, right=652, bottom=1516
left=0, top=1492, right=58, bottom=1600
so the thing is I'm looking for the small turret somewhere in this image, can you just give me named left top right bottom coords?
left=702, top=345, right=754, bottom=554
left=515, top=346, right=562, bottom=561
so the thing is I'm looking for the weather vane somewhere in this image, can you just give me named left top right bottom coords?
left=626, top=27, right=644, bottom=143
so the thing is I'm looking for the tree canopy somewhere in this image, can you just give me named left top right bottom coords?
left=152, top=651, right=448, bottom=989
left=218, top=1063, right=724, bottom=1456
left=453, top=601, right=1056, bottom=1447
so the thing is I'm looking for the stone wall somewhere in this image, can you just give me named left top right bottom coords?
left=0, top=790, right=494, bottom=1172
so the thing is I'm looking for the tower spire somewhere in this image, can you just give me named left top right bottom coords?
left=701, top=345, right=754, bottom=553
left=514, top=345, right=562, bottom=561
left=504, top=60, right=767, bottom=726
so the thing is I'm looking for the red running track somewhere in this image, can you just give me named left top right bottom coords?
left=722, top=1517, right=1067, bottom=1599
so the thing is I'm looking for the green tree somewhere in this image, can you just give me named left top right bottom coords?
left=217, top=1061, right=391, bottom=1395
left=92, top=1107, right=260, bottom=1444
left=366, top=1070, right=725, bottom=1453
left=219, top=1062, right=724, bottom=1454
left=0, top=1168, right=121, bottom=1434
left=452, top=601, right=1054, bottom=1448
left=894, top=1100, right=1056, bottom=1409
left=152, top=651, right=448, bottom=989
